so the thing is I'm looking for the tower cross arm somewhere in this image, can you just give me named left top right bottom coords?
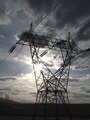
left=82, top=48, right=90, bottom=52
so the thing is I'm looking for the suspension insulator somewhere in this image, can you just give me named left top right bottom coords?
left=9, top=45, right=16, bottom=53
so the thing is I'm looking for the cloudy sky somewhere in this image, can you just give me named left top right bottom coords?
left=0, top=0, right=90, bottom=103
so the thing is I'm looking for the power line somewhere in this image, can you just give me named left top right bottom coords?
left=3, top=0, right=63, bottom=77
left=33, top=0, right=63, bottom=30
left=71, top=17, right=90, bottom=39
left=1, top=0, right=89, bottom=78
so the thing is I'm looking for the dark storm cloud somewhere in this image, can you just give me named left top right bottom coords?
left=0, top=0, right=11, bottom=25
left=27, top=0, right=90, bottom=26
left=27, top=0, right=54, bottom=13
left=0, top=0, right=89, bottom=76
left=72, top=56, right=90, bottom=69
left=0, top=0, right=89, bottom=42
left=27, top=0, right=90, bottom=41
left=0, top=1, right=5, bottom=15
left=55, top=0, right=90, bottom=28
left=76, top=20, right=90, bottom=41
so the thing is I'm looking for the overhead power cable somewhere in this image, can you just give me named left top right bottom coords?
left=3, top=0, right=89, bottom=77
left=33, top=0, right=63, bottom=30
left=4, top=0, right=63, bottom=76
left=71, top=17, right=90, bottom=39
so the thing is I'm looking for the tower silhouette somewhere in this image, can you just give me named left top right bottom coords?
left=9, top=23, right=90, bottom=120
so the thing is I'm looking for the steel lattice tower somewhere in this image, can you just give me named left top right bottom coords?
left=9, top=24, right=90, bottom=120
left=29, top=31, right=81, bottom=120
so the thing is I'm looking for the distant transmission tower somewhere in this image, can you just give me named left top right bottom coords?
left=9, top=23, right=90, bottom=120
left=5, top=88, right=10, bottom=100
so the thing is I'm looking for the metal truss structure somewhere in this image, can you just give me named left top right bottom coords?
left=9, top=24, right=90, bottom=120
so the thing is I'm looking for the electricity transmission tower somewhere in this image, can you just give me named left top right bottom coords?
left=9, top=23, right=90, bottom=120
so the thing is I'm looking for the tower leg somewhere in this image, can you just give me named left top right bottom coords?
left=58, top=92, right=73, bottom=120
